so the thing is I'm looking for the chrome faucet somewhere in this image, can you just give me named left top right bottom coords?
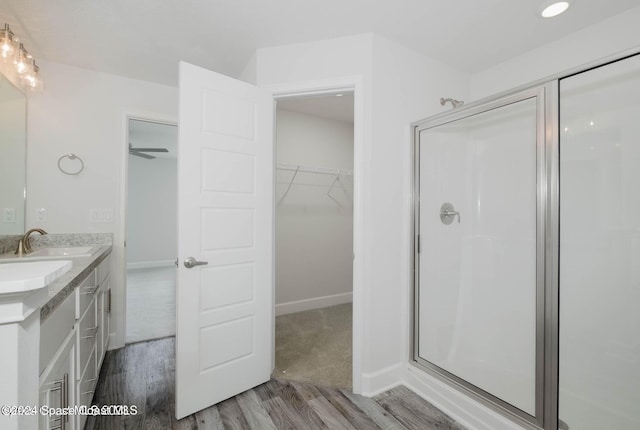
left=15, top=228, right=48, bottom=255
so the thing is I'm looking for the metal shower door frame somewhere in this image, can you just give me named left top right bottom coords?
left=410, top=82, right=560, bottom=430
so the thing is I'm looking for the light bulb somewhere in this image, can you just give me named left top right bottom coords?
left=540, top=1, right=570, bottom=18
left=14, top=43, right=29, bottom=74
left=0, top=24, right=15, bottom=62
left=22, top=59, right=42, bottom=91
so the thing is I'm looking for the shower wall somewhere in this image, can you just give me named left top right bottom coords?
left=414, top=51, right=640, bottom=430
left=559, top=54, right=640, bottom=430
left=417, top=98, right=538, bottom=416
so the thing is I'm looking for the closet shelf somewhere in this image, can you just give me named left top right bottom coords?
left=276, top=163, right=353, bottom=176
left=276, top=163, right=352, bottom=206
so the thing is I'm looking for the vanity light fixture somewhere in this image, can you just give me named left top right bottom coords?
left=540, top=1, right=571, bottom=18
left=0, top=22, right=43, bottom=92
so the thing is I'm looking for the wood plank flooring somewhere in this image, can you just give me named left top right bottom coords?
left=85, top=337, right=466, bottom=430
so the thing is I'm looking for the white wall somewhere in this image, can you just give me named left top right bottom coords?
left=27, top=60, right=178, bottom=348
left=127, top=155, right=177, bottom=265
left=370, top=34, right=469, bottom=381
left=257, top=33, right=470, bottom=393
left=471, top=6, right=640, bottom=100
left=275, top=108, right=353, bottom=314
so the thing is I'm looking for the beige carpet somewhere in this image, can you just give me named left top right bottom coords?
left=272, top=303, right=352, bottom=389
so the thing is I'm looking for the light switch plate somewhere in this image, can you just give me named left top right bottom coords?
left=3, top=208, right=16, bottom=223
left=36, top=208, right=47, bottom=223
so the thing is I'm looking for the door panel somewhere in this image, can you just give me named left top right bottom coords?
left=559, top=54, right=640, bottom=430
left=416, top=96, right=539, bottom=416
left=175, top=61, right=273, bottom=419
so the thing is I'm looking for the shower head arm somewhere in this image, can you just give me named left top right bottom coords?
left=440, top=97, right=464, bottom=108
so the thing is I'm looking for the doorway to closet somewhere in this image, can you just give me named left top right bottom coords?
left=125, top=118, right=178, bottom=343
left=273, top=93, right=354, bottom=389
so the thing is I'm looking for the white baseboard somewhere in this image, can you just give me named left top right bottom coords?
left=360, top=362, right=405, bottom=397
left=275, top=292, right=352, bottom=316
left=403, top=364, right=528, bottom=430
left=127, top=260, right=175, bottom=270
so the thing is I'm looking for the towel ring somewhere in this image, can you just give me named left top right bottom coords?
left=57, top=153, right=85, bottom=175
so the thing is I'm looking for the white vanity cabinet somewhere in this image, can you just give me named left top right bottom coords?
left=37, top=253, right=111, bottom=430
left=73, top=255, right=110, bottom=430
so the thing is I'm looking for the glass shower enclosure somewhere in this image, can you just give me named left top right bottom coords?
left=412, top=52, right=640, bottom=430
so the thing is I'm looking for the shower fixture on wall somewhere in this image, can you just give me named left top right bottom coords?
left=128, top=142, right=168, bottom=159
left=440, top=97, right=464, bottom=109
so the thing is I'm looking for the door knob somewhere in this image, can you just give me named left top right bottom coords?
left=184, top=257, right=208, bottom=269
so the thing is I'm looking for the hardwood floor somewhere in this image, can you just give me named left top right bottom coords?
left=86, top=337, right=466, bottom=430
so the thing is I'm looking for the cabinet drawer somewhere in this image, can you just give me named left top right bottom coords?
left=97, top=255, right=111, bottom=285
left=75, top=269, right=97, bottom=319
left=76, top=297, right=97, bottom=377
left=40, top=292, right=75, bottom=375
left=77, top=346, right=97, bottom=430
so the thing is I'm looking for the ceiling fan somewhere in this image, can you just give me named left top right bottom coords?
left=128, top=142, right=169, bottom=159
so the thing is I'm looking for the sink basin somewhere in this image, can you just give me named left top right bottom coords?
left=0, top=246, right=99, bottom=263
left=0, top=260, right=72, bottom=294
left=28, top=246, right=96, bottom=257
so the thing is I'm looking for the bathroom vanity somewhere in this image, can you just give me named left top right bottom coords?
left=0, top=245, right=112, bottom=430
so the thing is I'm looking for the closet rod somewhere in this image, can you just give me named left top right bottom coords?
left=277, top=162, right=353, bottom=176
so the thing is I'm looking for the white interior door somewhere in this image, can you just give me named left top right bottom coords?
left=175, top=61, right=273, bottom=419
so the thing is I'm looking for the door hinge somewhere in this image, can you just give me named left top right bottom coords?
left=417, top=234, right=421, bottom=253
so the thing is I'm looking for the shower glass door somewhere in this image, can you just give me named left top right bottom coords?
left=414, top=91, right=542, bottom=420
left=559, top=54, right=640, bottom=430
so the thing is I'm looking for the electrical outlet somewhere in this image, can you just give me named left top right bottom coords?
left=90, top=208, right=114, bottom=223
left=2, top=208, right=16, bottom=223
left=103, top=209, right=113, bottom=222
left=36, top=208, right=47, bottom=223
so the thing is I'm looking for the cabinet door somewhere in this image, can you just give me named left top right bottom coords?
left=76, top=347, right=97, bottom=430
left=76, top=296, right=97, bottom=379
left=39, top=331, right=75, bottom=430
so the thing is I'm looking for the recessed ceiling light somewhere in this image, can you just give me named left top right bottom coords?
left=335, top=93, right=344, bottom=97
left=540, top=1, right=570, bottom=18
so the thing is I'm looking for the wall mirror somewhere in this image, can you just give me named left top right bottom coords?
left=0, top=71, right=27, bottom=235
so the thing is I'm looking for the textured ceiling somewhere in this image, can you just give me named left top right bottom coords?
left=1, top=0, right=638, bottom=86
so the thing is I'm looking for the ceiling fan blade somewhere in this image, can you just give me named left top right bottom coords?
left=129, top=150, right=156, bottom=159
left=129, top=147, right=169, bottom=153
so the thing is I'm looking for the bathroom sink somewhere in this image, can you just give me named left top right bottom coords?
left=0, top=260, right=72, bottom=294
left=0, top=246, right=99, bottom=262
left=28, top=246, right=96, bottom=257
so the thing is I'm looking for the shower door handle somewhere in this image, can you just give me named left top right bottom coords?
left=184, top=257, right=208, bottom=269
left=442, top=210, right=460, bottom=220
